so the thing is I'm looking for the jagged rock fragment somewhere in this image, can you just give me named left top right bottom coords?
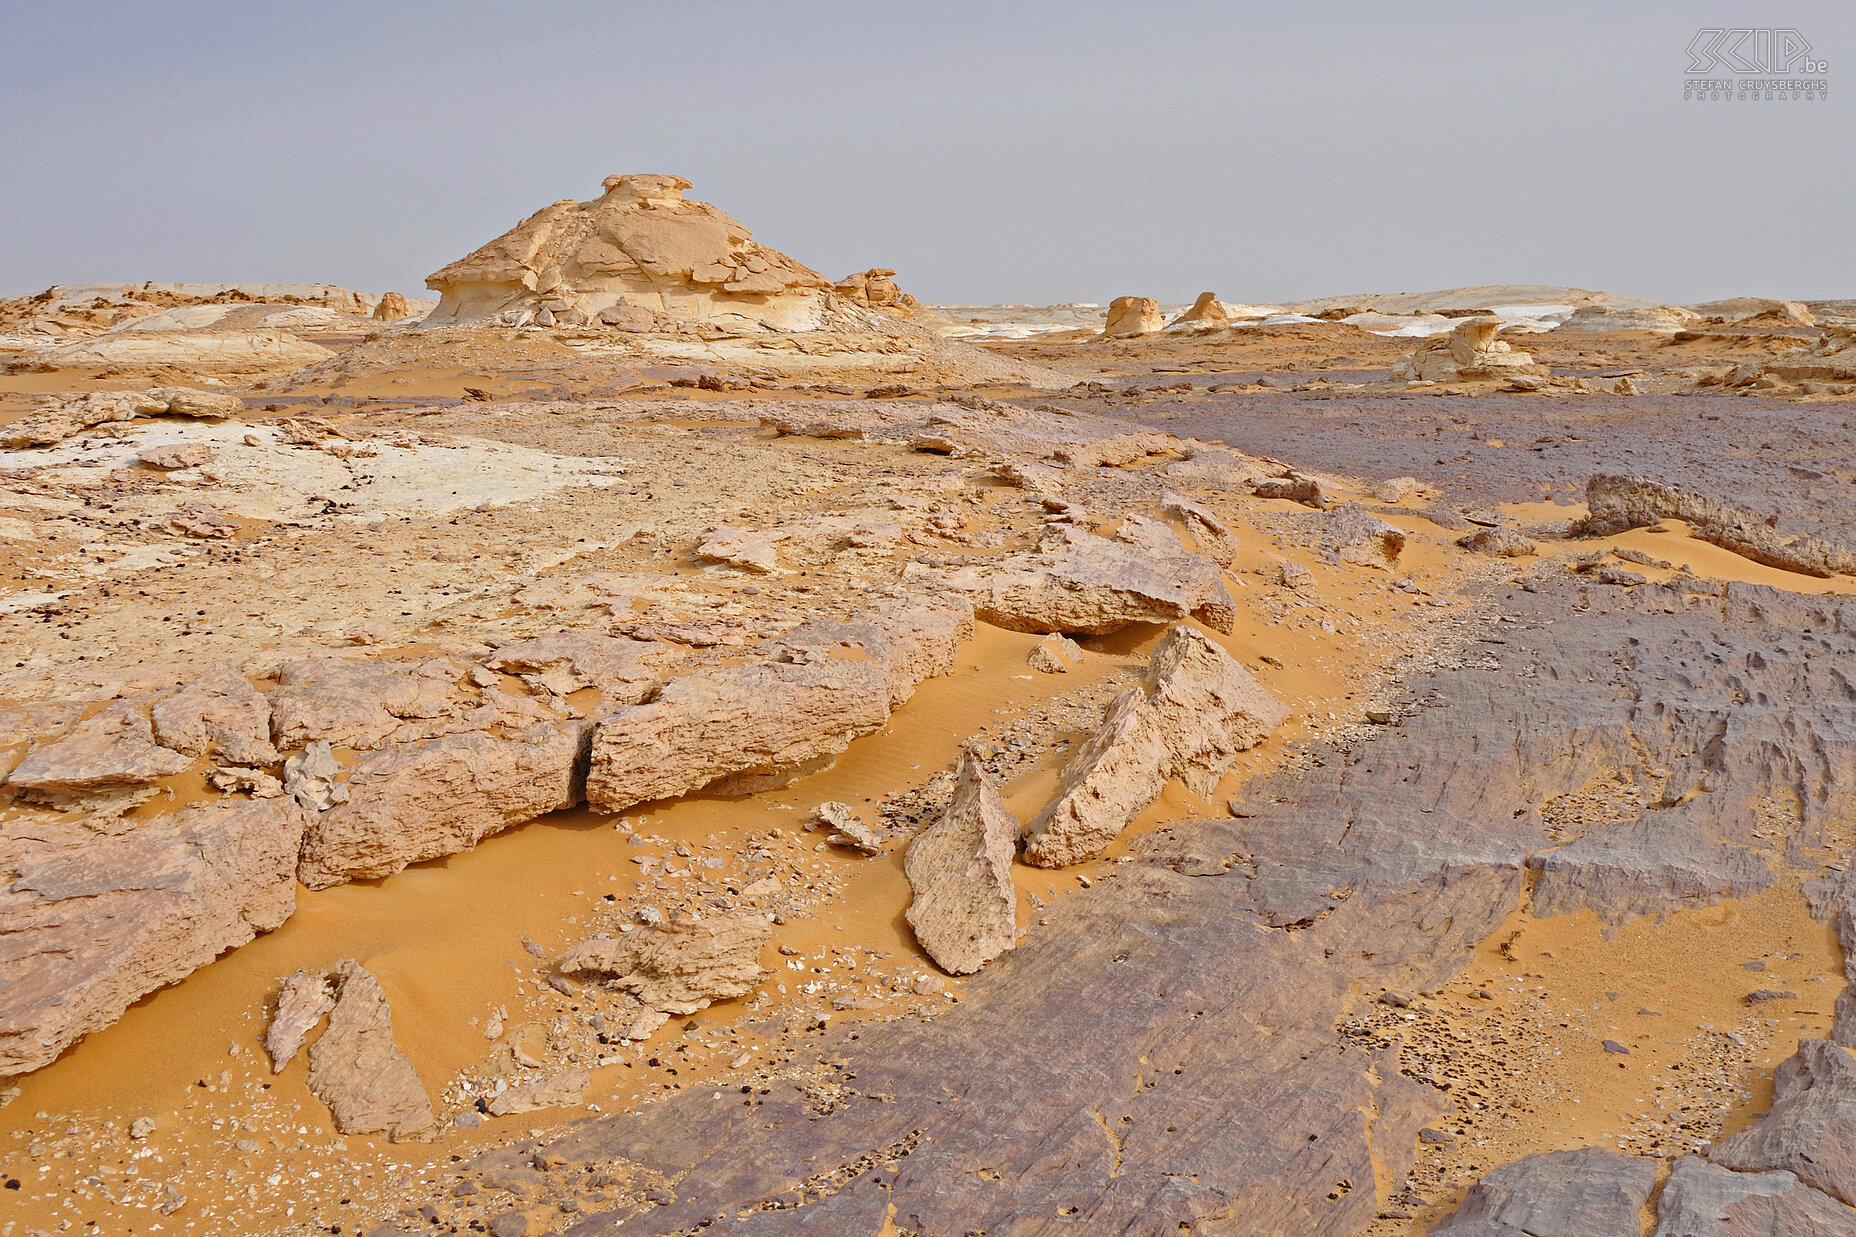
left=486, top=1067, right=590, bottom=1117
left=305, top=961, right=434, bottom=1140
left=1027, top=633, right=1084, bottom=673
left=555, top=915, right=771, bottom=1022
left=1457, top=527, right=1537, bottom=558
left=905, top=751, right=1020, bottom=975
left=152, top=664, right=278, bottom=766
left=5, top=701, right=192, bottom=811
left=806, top=802, right=881, bottom=854
left=265, top=970, right=336, bottom=1073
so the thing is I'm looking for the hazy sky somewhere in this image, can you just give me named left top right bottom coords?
left=2, top=2, right=1850, bottom=305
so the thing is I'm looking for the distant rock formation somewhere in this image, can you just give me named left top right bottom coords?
left=424, top=173, right=837, bottom=332
left=1690, top=297, right=1816, bottom=327
left=1392, top=316, right=1547, bottom=382
left=1166, top=292, right=1230, bottom=330
left=371, top=292, right=413, bottom=322
left=1104, top=296, right=1163, bottom=337
left=1559, top=303, right=1702, bottom=332
left=835, top=268, right=922, bottom=316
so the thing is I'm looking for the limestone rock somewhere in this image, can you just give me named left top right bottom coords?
left=1251, top=471, right=1334, bottom=509
left=482, top=633, right=676, bottom=701
left=926, top=527, right=1235, bottom=635
left=425, top=174, right=834, bottom=333
left=5, top=701, right=192, bottom=811
left=1027, top=633, right=1084, bottom=674
left=1457, top=528, right=1537, bottom=558
left=1104, top=296, right=1163, bottom=337
left=146, top=387, right=245, bottom=418
left=297, top=721, right=588, bottom=889
left=265, top=970, right=337, bottom=1073
left=371, top=292, right=414, bottom=323
left=1431, top=1147, right=1656, bottom=1234
left=555, top=915, right=771, bottom=1020
left=152, top=664, right=278, bottom=766
left=486, top=1066, right=590, bottom=1117
left=0, top=390, right=169, bottom=447
left=905, top=751, right=1021, bottom=975
left=1372, top=476, right=1424, bottom=503
left=1279, top=561, right=1318, bottom=592
left=1024, top=626, right=1289, bottom=867
left=1392, top=317, right=1548, bottom=383
left=159, top=501, right=238, bottom=539
left=806, top=802, right=881, bottom=855
left=0, top=799, right=309, bottom=1077
left=695, top=526, right=782, bottom=574
left=1324, top=504, right=1407, bottom=569
left=1713, top=1038, right=1856, bottom=1206
left=584, top=594, right=971, bottom=813
left=834, top=269, right=927, bottom=319
left=305, top=961, right=434, bottom=1141
left=1166, top=292, right=1230, bottom=330
left=1560, top=303, right=1703, bottom=332
left=1691, top=297, right=1816, bottom=327
left=283, top=740, right=348, bottom=811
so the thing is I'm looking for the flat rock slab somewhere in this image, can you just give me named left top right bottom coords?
left=584, top=594, right=971, bottom=813
left=0, top=799, right=309, bottom=1076
left=923, top=526, right=1235, bottom=635
left=1429, top=1146, right=1655, bottom=1234
left=1655, top=1154, right=1856, bottom=1236
left=555, top=914, right=771, bottom=1020
left=4, top=701, right=192, bottom=811
left=904, top=751, right=1020, bottom=975
left=305, top=960, right=434, bottom=1141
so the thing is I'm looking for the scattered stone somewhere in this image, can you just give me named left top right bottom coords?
left=807, top=801, right=881, bottom=854
left=1278, top=561, right=1318, bottom=593
left=129, top=1116, right=156, bottom=1140
left=1252, top=471, right=1332, bottom=509
left=1747, top=989, right=1799, bottom=1004
left=555, top=915, right=771, bottom=1029
left=1602, top=1039, right=1630, bottom=1054
left=486, top=1067, right=590, bottom=1117
left=904, top=750, right=1021, bottom=975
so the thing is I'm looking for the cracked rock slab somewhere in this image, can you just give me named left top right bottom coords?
left=305, top=960, right=434, bottom=1141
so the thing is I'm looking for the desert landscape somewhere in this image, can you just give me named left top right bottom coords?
left=2, top=161, right=1855, bottom=1237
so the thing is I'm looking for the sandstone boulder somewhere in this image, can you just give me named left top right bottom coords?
left=806, top=801, right=881, bottom=854
left=584, top=594, right=971, bottom=812
left=1457, top=528, right=1537, bottom=558
left=1713, top=1038, right=1856, bottom=1206
left=1104, top=296, right=1163, bottom=337
left=1024, top=626, right=1289, bottom=867
left=925, top=527, right=1235, bottom=635
left=305, top=960, right=434, bottom=1141
left=905, top=751, right=1020, bottom=975
left=555, top=915, right=771, bottom=1028
left=297, top=721, right=589, bottom=889
left=0, top=799, right=309, bottom=1077
left=1392, top=317, right=1548, bottom=383
left=371, top=292, right=414, bottom=323
left=5, top=701, right=192, bottom=811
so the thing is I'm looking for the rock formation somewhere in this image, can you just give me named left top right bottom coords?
left=424, top=174, right=835, bottom=332
left=1, top=387, right=244, bottom=449
left=371, top=291, right=414, bottom=322
left=1026, top=633, right=1084, bottom=673
left=5, top=701, right=193, bottom=811
left=904, top=750, right=1020, bottom=975
left=265, top=970, right=337, bottom=1073
left=1165, top=292, right=1230, bottom=330
left=0, top=800, right=309, bottom=1077
left=1024, top=626, right=1289, bottom=867
left=806, top=801, right=881, bottom=854
left=1103, top=296, right=1163, bottom=337
left=1578, top=473, right=1856, bottom=577
left=1323, top=504, right=1406, bottom=569
left=1392, top=316, right=1548, bottom=382
left=833, top=268, right=926, bottom=318
left=304, top=961, right=435, bottom=1141
left=1428, top=1147, right=1656, bottom=1234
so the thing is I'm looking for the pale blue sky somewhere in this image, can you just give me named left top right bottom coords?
left=2, top=1, right=1850, bottom=304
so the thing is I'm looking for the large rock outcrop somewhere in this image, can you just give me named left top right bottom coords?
left=4, top=701, right=193, bottom=811
left=904, top=751, right=1020, bottom=975
left=1024, top=626, right=1290, bottom=867
left=1428, top=1147, right=1657, bottom=1234
left=1578, top=473, right=1856, bottom=577
left=1103, top=296, right=1163, bottom=337
left=0, top=799, right=310, bottom=1077
left=584, top=594, right=971, bottom=813
left=424, top=174, right=834, bottom=332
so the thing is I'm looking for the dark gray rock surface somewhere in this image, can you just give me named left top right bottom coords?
left=1427, top=1146, right=1654, bottom=1235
